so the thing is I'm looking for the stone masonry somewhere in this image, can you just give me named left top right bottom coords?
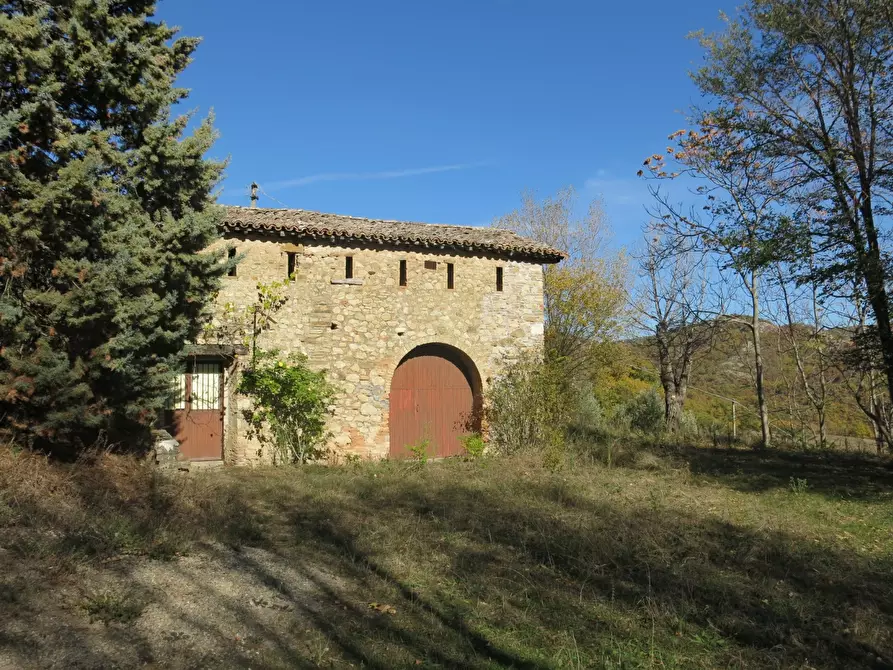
left=211, top=207, right=563, bottom=465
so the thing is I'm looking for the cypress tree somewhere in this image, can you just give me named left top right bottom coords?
left=0, top=1, right=227, bottom=451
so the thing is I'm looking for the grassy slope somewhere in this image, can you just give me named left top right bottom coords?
left=1, top=447, right=892, bottom=669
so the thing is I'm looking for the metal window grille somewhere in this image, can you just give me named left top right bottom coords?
left=168, top=373, right=187, bottom=410
left=191, top=362, right=221, bottom=410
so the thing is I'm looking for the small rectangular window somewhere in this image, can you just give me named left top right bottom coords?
left=496, top=266, right=504, bottom=292
left=345, top=255, right=354, bottom=279
left=287, top=252, right=297, bottom=281
left=447, top=263, right=454, bottom=289
left=424, top=260, right=437, bottom=270
left=399, top=259, right=407, bottom=287
left=227, top=247, right=237, bottom=277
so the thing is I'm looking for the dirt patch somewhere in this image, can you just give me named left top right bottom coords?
left=0, top=544, right=348, bottom=669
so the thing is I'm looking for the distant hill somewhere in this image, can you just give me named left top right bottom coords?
left=623, top=318, right=874, bottom=444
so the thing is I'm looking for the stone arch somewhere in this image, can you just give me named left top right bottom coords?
left=388, top=342, right=483, bottom=459
left=384, top=334, right=481, bottom=388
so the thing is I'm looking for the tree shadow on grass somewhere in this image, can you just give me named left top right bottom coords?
left=266, top=467, right=893, bottom=669
left=665, top=444, right=893, bottom=501
left=2, top=455, right=892, bottom=669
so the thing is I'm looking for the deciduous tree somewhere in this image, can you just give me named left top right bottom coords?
left=645, top=126, right=783, bottom=448
left=690, top=0, right=893, bottom=411
left=494, top=188, right=627, bottom=380
left=634, top=228, right=719, bottom=432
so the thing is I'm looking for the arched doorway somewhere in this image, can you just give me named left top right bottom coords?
left=389, top=344, right=482, bottom=459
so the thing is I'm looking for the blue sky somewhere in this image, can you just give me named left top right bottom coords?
left=157, top=0, right=733, bottom=248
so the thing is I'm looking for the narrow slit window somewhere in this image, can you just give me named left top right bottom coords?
left=399, top=259, right=407, bottom=287
left=345, top=255, right=354, bottom=279
left=447, top=263, right=454, bottom=289
left=227, top=247, right=237, bottom=277
left=287, top=252, right=297, bottom=281
left=496, top=266, right=504, bottom=292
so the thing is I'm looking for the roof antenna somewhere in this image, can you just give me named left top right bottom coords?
left=249, top=182, right=259, bottom=208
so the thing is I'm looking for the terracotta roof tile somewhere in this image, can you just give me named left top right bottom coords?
left=222, top=206, right=566, bottom=263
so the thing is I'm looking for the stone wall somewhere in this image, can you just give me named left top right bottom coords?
left=212, top=234, right=545, bottom=464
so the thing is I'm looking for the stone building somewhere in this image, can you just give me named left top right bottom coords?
left=162, top=205, right=564, bottom=465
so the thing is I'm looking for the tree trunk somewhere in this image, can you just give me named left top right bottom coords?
left=816, top=371, right=828, bottom=447
left=657, top=334, right=682, bottom=433
left=656, top=333, right=691, bottom=434
left=809, top=258, right=829, bottom=449
left=751, top=273, right=771, bottom=449
left=664, top=385, right=683, bottom=432
left=858, top=204, right=893, bottom=407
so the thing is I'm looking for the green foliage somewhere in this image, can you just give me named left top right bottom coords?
left=212, top=280, right=333, bottom=465
left=459, top=433, right=486, bottom=459
left=0, top=2, right=227, bottom=450
left=485, top=352, right=571, bottom=456
left=543, top=261, right=627, bottom=376
left=789, top=477, right=809, bottom=495
left=205, top=280, right=289, bottom=355
left=590, top=342, right=656, bottom=417
left=408, top=439, right=430, bottom=463
left=238, top=351, right=334, bottom=464
left=619, top=320, right=879, bottom=446
left=678, top=410, right=700, bottom=439
left=81, top=589, right=146, bottom=626
left=493, top=188, right=628, bottom=381
left=569, top=392, right=605, bottom=437
left=623, top=389, right=665, bottom=436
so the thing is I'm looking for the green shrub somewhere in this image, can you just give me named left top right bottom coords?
left=623, top=389, right=665, bottom=436
left=238, top=350, right=335, bottom=464
left=679, top=410, right=700, bottom=438
left=485, top=353, right=571, bottom=456
left=789, top=477, right=810, bottom=494
left=459, top=433, right=487, bottom=459
left=567, top=391, right=608, bottom=439
left=408, top=440, right=430, bottom=463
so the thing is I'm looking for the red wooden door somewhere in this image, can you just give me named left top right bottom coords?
left=165, top=360, right=224, bottom=461
left=389, top=352, right=474, bottom=459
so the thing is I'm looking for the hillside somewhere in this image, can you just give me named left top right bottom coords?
left=623, top=319, right=876, bottom=446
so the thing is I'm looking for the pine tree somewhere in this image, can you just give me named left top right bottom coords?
left=0, top=1, right=227, bottom=451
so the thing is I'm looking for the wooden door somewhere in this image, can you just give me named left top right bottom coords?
left=165, top=360, right=224, bottom=461
left=389, top=352, right=474, bottom=459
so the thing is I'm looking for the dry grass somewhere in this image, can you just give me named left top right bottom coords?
left=1, top=445, right=892, bottom=668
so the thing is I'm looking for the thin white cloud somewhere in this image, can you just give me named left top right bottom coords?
left=583, top=176, right=644, bottom=206
left=265, top=162, right=487, bottom=191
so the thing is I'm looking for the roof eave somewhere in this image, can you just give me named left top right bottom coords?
left=219, top=222, right=566, bottom=264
